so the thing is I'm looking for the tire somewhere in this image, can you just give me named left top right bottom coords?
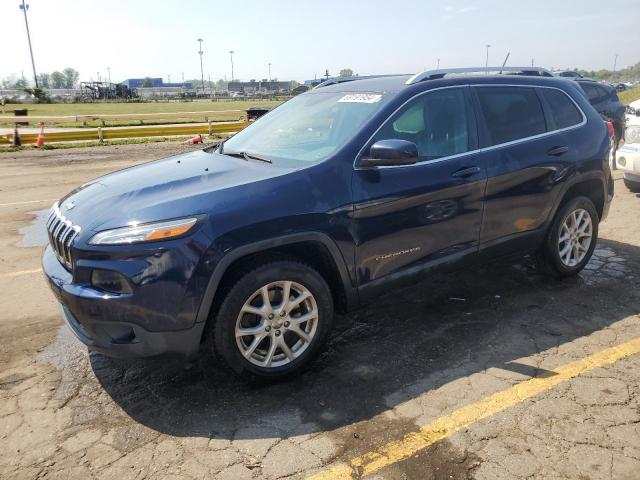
left=624, top=178, right=640, bottom=193
left=212, top=259, right=333, bottom=381
left=536, top=196, right=599, bottom=278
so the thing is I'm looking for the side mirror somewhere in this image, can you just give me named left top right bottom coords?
left=358, top=139, right=419, bottom=168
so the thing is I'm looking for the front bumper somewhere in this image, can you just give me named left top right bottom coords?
left=42, top=246, right=204, bottom=358
left=617, top=145, right=640, bottom=177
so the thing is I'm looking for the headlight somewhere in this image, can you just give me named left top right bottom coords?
left=625, top=125, right=640, bottom=145
left=89, top=217, right=198, bottom=245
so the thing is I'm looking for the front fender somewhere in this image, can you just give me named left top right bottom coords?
left=193, top=232, right=358, bottom=328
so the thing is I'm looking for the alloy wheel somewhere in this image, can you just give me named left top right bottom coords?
left=558, top=208, right=593, bottom=267
left=235, top=281, right=319, bottom=368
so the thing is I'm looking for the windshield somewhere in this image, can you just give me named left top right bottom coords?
left=222, top=91, right=390, bottom=165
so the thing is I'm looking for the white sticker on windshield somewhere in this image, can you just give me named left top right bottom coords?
left=338, top=93, right=382, bottom=104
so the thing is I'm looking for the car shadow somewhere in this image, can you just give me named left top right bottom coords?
left=90, top=238, right=640, bottom=441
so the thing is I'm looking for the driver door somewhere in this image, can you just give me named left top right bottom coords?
left=351, top=86, right=487, bottom=296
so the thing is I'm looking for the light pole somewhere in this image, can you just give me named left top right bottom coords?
left=485, top=44, right=491, bottom=70
left=436, top=58, right=440, bottom=69
left=229, top=50, right=235, bottom=81
left=197, top=39, right=205, bottom=94
left=107, top=67, right=111, bottom=83
left=19, top=0, right=38, bottom=88
left=268, top=62, right=271, bottom=81
left=613, top=53, right=619, bottom=72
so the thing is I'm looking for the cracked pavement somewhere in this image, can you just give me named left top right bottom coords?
left=1, top=144, right=639, bottom=479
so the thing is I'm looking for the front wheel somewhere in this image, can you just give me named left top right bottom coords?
left=212, top=260, right=334, bottom=381
left=536, top=196, right=599, bottom=278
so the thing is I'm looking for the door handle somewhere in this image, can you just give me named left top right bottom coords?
left=547, top=146, right=569, bottom=157
left=452, top=166, right=481, bottom=178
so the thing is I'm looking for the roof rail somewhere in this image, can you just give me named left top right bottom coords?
left=405, top=66, right=554, bottom=85
left=314, top=74, right=402, bottom=89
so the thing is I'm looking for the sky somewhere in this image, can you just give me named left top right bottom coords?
left=2, top=0, right=639, bottom=85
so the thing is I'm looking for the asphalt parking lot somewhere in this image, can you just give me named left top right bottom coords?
left=1, top=143, right=640, bottom=480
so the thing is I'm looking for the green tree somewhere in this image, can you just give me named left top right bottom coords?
left=339, top=68, right=354, bottom=77
left=142, top=77, right=153, bottom=87
left=37, top=73, right=50, bottom=89
left=13, top=77, right=28, bottom=89
left=62, top=68, right=79, bottom=88
left=50, top=71, right=66, bottom=88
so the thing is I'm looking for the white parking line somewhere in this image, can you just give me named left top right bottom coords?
left=0, top=268, right=42, bottom=279
left=0, top=199, right=54, bottom=207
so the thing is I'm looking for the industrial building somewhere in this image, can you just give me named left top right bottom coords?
left=228, top=80, right=291, bottom=94
left=121, top=78, right=193, bottom=89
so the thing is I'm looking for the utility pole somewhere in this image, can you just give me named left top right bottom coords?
left=197, top=38, right=205, bottom=94
left=531, top=58, right=534, bottom=67
left=107, top=67, right=111, bottom=83
left=613, top=53, right=619, bottom=72
left=485, top=44, right=491, bottom=70
left=19, top=0, right=38, bottom=87
left=268, top=62, right=271, bottom=81
left=229, top=50, right=235, bottom=81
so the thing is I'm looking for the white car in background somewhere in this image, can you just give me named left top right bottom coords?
left=618, top=99, right=640, bottom=192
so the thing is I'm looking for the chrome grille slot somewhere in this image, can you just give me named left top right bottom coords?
left=46, top=202, right=81, bottom=270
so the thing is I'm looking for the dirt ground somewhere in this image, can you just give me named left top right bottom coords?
left=1, top=143, right=639, bottom=480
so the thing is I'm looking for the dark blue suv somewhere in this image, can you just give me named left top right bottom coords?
left=43, top=67, right=613, bottom=380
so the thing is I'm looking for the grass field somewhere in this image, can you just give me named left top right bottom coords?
left=618, top=87, right=640, bottom=105
left=0, top=99, right=283, bottom=128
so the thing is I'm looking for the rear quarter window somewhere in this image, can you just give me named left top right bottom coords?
left=579, top=82, right=609, bottom=104
left=475, top=87, right=547, bottom=146
left=539, top=89, right=583, bottom=129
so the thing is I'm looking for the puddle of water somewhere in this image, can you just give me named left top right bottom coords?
left=39, top=324, right=89, bottom=403
left=17, top=208, right=50, bottom=247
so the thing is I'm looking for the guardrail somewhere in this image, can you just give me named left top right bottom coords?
left=0, top=110, right=244, bottom=124
left=0, top=121, right=250, bottom=145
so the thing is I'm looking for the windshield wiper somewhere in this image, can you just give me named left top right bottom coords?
left=223, top=150, right=272, bottom=164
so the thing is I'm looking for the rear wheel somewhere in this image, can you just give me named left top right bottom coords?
left=212, top=260, right=333, bottom=381
left=536, top=196, right=599, bottom=278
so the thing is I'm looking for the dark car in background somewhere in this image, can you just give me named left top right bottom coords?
left=556, top=70, right=584, bottom=79
left=574, top=79, right=626, bottom=154
left=42, top=67, right=613, bottom=381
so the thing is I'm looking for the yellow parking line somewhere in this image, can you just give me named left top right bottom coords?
left=0, top=199, right=54, bottom=207
left=308, top=336, right=640, bottom=479
left=0, top=268, right=41, bottom=278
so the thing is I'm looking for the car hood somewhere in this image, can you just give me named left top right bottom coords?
left=58, top=149, right=294, bottom=232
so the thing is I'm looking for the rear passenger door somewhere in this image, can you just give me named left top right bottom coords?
left=472, top=85, right=584, bottom=250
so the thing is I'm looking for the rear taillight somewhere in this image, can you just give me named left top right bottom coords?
left=606, top=121, right=615, bottom=140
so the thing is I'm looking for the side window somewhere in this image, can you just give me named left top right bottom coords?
left=540, top=89, right=583, bottom=129
left=476, top=87, right=546, bottom=146
left=580, top=83, right=600, bottom=103
left=370, top=88, right=470, bottom=162
left=595, top=85, right=612, bottom=102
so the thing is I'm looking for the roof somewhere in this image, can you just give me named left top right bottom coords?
left=311, top=75, right=411, bottom=92
left=311, top=71, right=575, bottom=94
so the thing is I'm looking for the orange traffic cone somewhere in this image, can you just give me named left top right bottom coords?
left=35, top=122, right=45, bottom=147
left=182, top=134, right=203, bottom=145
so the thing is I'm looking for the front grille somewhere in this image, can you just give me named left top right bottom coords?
left=46, top=202, right=81, bottom=269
